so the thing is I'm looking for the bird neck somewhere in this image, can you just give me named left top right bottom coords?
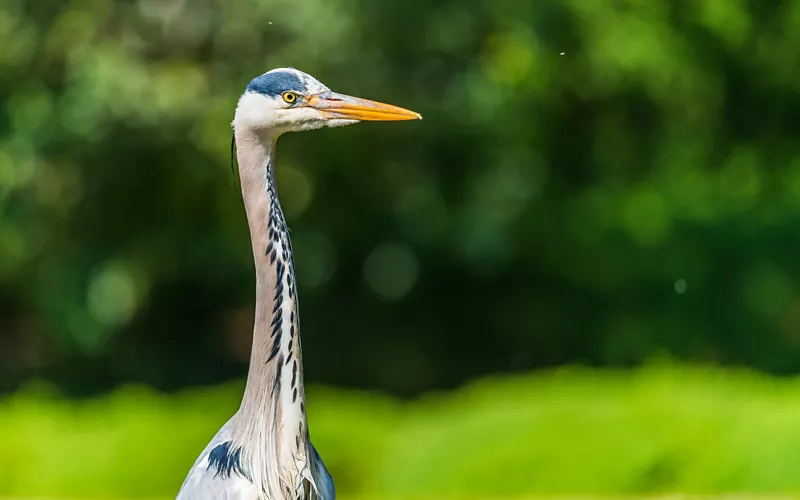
left=232, top=128, right=315, bottom=498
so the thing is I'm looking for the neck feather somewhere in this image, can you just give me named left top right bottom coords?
left=231, top=126, right=316, bottom=498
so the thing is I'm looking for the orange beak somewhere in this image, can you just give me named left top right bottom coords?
left=305, top=92, right=421, bottom=121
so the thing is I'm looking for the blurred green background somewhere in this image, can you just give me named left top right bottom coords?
left=2, top=0, right=800, bottom=497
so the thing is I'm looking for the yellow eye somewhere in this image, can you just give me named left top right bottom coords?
left=282, top=92, right=298, bottom=104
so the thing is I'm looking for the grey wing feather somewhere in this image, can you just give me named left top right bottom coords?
left=310, top=442, right=335, bottom=500
left=176, top=416, right=259, bottom=500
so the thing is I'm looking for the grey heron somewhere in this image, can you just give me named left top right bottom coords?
left=176, top=68, right=420, bottom=499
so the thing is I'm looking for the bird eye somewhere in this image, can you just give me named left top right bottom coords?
left=282, top=92, right=298, bottom=104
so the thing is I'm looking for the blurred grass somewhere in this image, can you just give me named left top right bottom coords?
left=4, top=365, right=800, bottom=498
left=1, top=497, right=798, bottom=500
left=3, top=497, right=800, bottom=500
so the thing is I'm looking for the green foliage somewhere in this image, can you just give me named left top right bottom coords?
left=5, top=366, right=800, bottom=497
left=2, top=0, right=800, bottom=395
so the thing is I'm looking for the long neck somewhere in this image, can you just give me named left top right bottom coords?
left=232, top=127, right=314, bottom=498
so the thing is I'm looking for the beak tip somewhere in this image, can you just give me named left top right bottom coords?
left=416, top=113, right=423, bottom=120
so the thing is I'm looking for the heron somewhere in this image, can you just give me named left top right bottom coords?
left=176, top=68, right=420, bottom=499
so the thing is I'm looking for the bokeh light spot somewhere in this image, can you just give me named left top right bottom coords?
left=719, top=147, right=761, bottom=211
left=622, top=188, right=671, bottom=247
left=483, top=29, right=540, bottom=88
left=277, top=165, right=314, bottom=220
left=363, top=243, right=419, bottom=301
left=87, top=261, right=140, bottom=327
left=292, top=231, right=337, bottom=290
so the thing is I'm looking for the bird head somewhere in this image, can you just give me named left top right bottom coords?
left=234, top=68, right=421, bottom=136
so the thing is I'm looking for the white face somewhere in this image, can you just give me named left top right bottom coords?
left=232, top=67, right=421, bottom=138
left=233, top=68, right=357, bottom=136
left=234, top=92, right=358, bottom=136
